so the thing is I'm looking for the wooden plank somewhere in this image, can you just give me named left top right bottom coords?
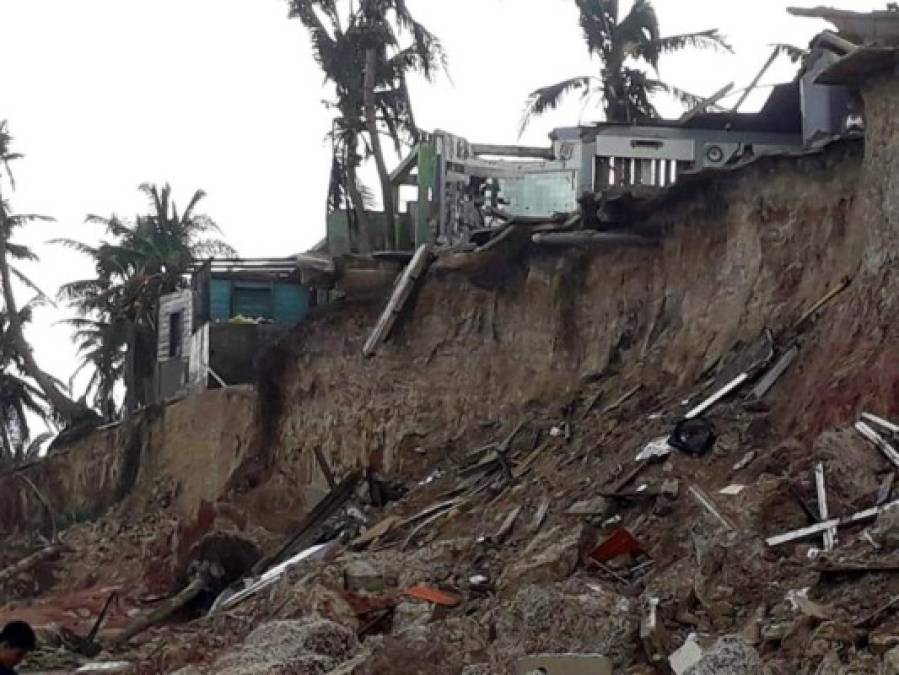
left=862, top=412, right=899, bottom=435
left=313, top=447, right=337, bottom=491
left=493, top=506, right=522, bottom=542
left=689, top=485, right=736, bottom=531
left=751, top=346, right=799, bottom=400
left=815, top=463, right=835, bottom=551
left=363, top=244, right=432, bottom=358
left=766, top=499, right=899, bottom=547
left=685, top=373, right=750, bottom=419
left=678, top=82, right=734, bottom=124
left=352, top=515, right=401, bottom=548
left=531, top=498, right=550, bottom=533
left=856, top=421, right=899, bottom=469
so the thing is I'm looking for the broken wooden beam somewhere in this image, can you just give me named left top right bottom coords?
left=855, top=421, right=899, bottom=469
left=766, top=498, right=899, bottom=547
left=862, top=412, right=899, bottom=436
left=313, top=447, right=337, bottom=491
left=252, top=470, right=362, bottom=574
left=531, top=498, right=550, bottom=533
left=750, top=346, right=799, bottom=400
left=531, top=231, right=657, bottom=248
left=689, top=485, right=736, bottom=531
left=685, top=373, right=750, bottom=419
left=112, top=576, right=206, bottom=645
left=792, top=276, right=851, bottom=332
left=0, top=545, right=64, bottom=586
left=815, top=463, right=835, bottom=552
left=678, top=82, right=734, bottom=124
left=363, top=244, right=431, bottom=358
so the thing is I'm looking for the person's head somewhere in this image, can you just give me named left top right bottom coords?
left=0, top=621, right=36, bottom=668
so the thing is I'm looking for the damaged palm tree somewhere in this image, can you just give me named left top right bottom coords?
left=288, top=0, right=446, bottom=251
left=0, top=120, right=97, bottom=429
left=521, top=0, right=732, bottom=129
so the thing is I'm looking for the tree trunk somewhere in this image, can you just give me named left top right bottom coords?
left=364, top=47, right=395, bottom=250
left=0, top=230, right=92, bottom=424
left=346, top=153, right=373, bottom=254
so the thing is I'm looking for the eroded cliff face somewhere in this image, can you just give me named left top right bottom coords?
left=0, top=387, right=258, bottom=536
left=3, top=79, right=896, bottom=546
left=268, top=138, right=887, bottom=506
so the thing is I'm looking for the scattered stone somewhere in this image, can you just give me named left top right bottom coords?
left=499, top=527, right=579, bottom=592
left=567, top=497, right=610, bottom=516
left=661, top=479, right=680, bottom=499
left=212, top=618, right=358, bottom=675
left=870, top=502, right=899, bottom=548
left=344, top=560, right=384, bottom=593
left=884, top=645, right=899, bottom=674
left=683, top=635, right=760, bottom=675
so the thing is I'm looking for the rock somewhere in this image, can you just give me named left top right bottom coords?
left=499, top=527, right=578, bottom=592
left=567, top=496, right=610, bottom=516
left=493, top=579, right=639, bottom=668
left=669, top=635, right=703, bottom=675
left=212, top=618, right=358, bottom=675
left=871, top=503, right=899, bottom=548
left=344, top=559, right=384, bottom=592
left=661, top=479, right=680, bottom=499
left=392, top=599, right=434, bottom=633
left=683, top=635, right=760, bottom=675
left=883, top=645, right=899, bottom=674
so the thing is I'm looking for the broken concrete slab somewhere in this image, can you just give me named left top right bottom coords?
left=513, top=653, right=612, bottom=675
left=683, top=635, right=760, bottom=675
left=669, top=635, right=704, bottom=675
left=344, top=560, right=385, bottom=593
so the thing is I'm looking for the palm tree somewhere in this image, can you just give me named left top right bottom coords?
left=0, top=120, right=95, bottom=425
left=521, top=0, right=732, bottom=129
left=57, top=183, right=234, bottom=414
left=0, top=305, right=55, bottom=464
left=288, top=0, right=445, bottom=250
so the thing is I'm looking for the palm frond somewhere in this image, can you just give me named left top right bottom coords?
left=771, top=43, right=808, bottom=63
left=519, top=76, right=599, bottom=135
left=635, top=29, right=733, bottom=68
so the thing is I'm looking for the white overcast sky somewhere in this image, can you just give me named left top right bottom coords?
left=0, top=0, right=880, bottom=408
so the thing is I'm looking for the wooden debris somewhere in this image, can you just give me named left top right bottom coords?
left=815, top=559, right=899, bottom=575
left=863, top=412, right=899, bottom=435
left=0, top=544, right=64, bottom=586
left=792, top=276, right=851, bottom=332
left=493, top=506, right=521, bottom=542
left=855, top=421, right=899, bottom=469
left=313, top=447, right=337, bottom=491
left=112, top=576, right=206, bottom=645
left=363, top=244, right=431, bottom=357
left=750, top=346, right=799, bottom=400
left=685, top=373, right=750, bottom=419
left=351, top=516, right=400, bottom=549
left=609, top=459, right=650, bottom=495
left=766, top=498, right=899, bottom=547
left=252, top=470, right=362, bottom=574
left=405, top=585, right=461, bottom=607
left=815, top=463, right=836, bottom=551
left=512, top=444, right=544, bottom=479
left=531, top=498, right=550, bottom=533
left=689, top=485, right=737, bottom=531
left=854, top=595, right=899, bottom=628
left=600, top=384, right=642, bottom=418
left=877, top=472, right=895, bottom=506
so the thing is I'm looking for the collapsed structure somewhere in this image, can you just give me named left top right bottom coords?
left=2, top=7, right=899, bottom=675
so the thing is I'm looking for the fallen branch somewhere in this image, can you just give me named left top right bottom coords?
left=0, top=545, right=64, bottom=585
left=111, top=576, right=206, bottom=645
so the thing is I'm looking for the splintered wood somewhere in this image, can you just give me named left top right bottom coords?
left=363, top=244, right=432, bottom=357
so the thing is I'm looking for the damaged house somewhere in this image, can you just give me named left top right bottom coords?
left=154, top=258, right=315, bottom=402
left=324, top=24, right=866, bottom=256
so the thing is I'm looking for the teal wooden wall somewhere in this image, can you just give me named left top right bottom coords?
left=209, top=278, right=310, bottom=325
